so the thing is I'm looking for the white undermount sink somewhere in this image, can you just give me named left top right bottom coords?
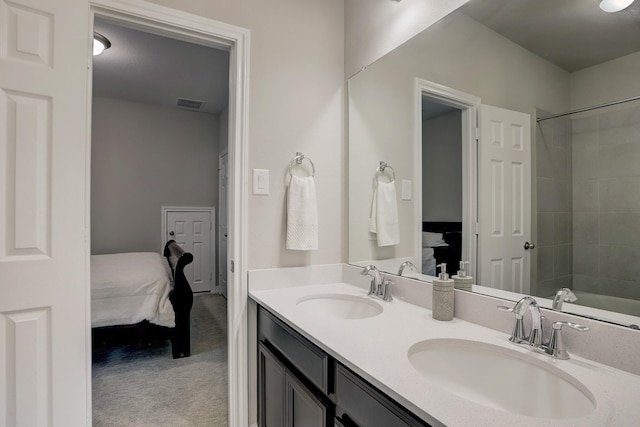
left=407, top=339, right=596, bottom=420
left=296, top=293, right=383, bottom=319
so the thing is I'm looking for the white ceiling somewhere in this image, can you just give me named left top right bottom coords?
left=460, top=0, right=640, bottom=72
left=92, top=19, right=229, bottom=115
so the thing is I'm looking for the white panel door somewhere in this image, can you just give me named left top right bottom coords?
left=0, top=0, right=90, bottom=425
left=218, top=153, right=228, bottom=298
left=478, top=104, right=531, bottom=294
left=166, top=209, right=214, bottom=293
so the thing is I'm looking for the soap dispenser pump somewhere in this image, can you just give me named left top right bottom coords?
left=432, top=263, right=454, bottom=321
left=452, top=261, right=473, bottom=291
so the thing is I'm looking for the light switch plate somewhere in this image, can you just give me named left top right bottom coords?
left=401, top=179, right=412, bottom=200
left=253, top=169, right=269, bottom=195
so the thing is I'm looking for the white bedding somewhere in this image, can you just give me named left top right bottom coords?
left=91, top=252, right=175, bottom=328
left=422, top=247, right=436, bottom=276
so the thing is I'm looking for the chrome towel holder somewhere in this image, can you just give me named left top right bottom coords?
left=376, top=161, right=395, bottom=182
left=288, top=152, right=316, bottom=177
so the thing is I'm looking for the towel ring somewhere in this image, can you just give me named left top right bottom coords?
left=288, top=152, right=316, bottom=177
left=376, top=161, right=395, bottom=183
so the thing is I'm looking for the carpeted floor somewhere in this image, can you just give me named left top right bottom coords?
left=92, top=294, right=228, bottom=427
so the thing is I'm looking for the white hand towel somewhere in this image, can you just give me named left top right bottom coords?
left=286, top=175, right=319, bottom=250
left=369, top=181, right=400, bottom=247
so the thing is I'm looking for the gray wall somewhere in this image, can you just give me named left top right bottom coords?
left=91, top=96, right=220, bottom=255
left=571, top=104, right=640, bottom=301
left=422, top=110, right=462, bottom=221
left=348, top=11, right=569, bottom=264
left=535, top=114, right=572, bottom=298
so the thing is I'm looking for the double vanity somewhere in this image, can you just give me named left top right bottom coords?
left=249, top=264, right=640, bottom=427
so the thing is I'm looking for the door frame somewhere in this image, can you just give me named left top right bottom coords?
left=161, top=206, right=216, bottom=293
left=414, top=79, right=480, bottom=278
left=87, top=1, right=250, bottom=425
left=218, top=152, right=229, bottom=298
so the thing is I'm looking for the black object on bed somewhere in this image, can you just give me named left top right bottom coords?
left=163, top=240, right=194, bottom=359
left=423, top=221, right=462, bottom=277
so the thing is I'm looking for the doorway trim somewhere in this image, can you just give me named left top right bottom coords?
left=88, top=1, right=250, bottom=425
left=414, top=79, right=480, bottom=278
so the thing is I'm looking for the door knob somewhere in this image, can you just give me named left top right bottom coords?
left=169, top=231, right=175, bottom=236
left=524, top=242, right=535, bottom=250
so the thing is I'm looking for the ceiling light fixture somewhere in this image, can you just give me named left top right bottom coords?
left=599, top=0, right=635, bottom=12
left=93, top=32, right=111, bottom=56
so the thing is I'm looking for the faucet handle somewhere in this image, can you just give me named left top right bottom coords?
left=552, top=321, right=589, bottom=332
left=545, top=321, right=589, bottom=360
left=382, top=279, right=394, bottom=301
left=497, top=305, right=527, bottom=343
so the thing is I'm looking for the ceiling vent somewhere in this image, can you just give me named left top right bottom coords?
left=176, top=98, right=207, bottom=111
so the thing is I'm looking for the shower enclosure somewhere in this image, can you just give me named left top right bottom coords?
left=534, top=97, right=640, bottom=318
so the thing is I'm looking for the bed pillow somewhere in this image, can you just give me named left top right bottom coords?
left=422, top=231, right=445, bottom=247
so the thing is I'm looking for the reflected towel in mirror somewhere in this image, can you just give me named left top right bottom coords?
left=286, top=175, right=318, bottom=250
left=369, top=181, right=400, bottom=246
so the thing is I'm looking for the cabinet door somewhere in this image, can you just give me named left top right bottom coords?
left=336, top=364, right=429, bottom=427
left=258, top=343, right=285, bottom=427
left=285, top=370, right=329, bottom=427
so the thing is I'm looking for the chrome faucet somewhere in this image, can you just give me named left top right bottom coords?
left=398, top=261, right=417, bottom=276
left=499, top=296, right=589, bottom=359
left=552, top=287, right=577, bottom=310
left=500, top=296, right=543, bottom=346
left=361, top=265, right=383, bottom=296
left=361, top=265, right=393, bottom=301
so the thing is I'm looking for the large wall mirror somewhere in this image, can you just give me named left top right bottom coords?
left=348, top=0, right=640, bottom=329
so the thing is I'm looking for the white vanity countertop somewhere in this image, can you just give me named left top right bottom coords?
left=249, top=281, right=640, bottom=427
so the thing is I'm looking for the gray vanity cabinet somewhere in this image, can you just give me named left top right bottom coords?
left=257, top=305, right=431, bottom=427
left=258, top=307, right=333, bottom=427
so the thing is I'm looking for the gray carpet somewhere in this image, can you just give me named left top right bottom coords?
left=92, top=294, right=228, bottom=426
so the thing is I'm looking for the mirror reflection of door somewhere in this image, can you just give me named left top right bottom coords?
left=477, top=105, right=532, bottom=295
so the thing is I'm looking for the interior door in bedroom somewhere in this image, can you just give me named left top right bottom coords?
left=0, top=0, right=90, bottom=424
left=165, top=207, right=216, bottom=293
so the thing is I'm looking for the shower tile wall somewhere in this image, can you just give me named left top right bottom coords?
left=536, top=116, right=572, bottom=298
left=572, top=105, right=640, bottom=302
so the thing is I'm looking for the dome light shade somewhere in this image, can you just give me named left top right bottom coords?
left=93, top=32, right=111, bottom=56
left=600, top=0, right=635, bottom=12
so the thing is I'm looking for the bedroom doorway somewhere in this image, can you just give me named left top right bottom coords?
left=89, top=2, right=249, bottom=425
left=416, top=79, right=480, bottom=280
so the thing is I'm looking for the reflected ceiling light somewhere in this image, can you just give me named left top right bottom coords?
left=599, top=0, right=635, bottom=12
left=93, top=32, right=111, bottom=56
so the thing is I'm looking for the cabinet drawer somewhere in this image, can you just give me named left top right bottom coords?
left=258, top=306, right=331, bottom=394
left=335, top=364, right=430, bottom=427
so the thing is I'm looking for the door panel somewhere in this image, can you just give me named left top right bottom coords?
left=166, top=209, right=214, bottom=292
left=478, top=104, right=531, bottom=294
left=0, top=0, right=90, bottom=425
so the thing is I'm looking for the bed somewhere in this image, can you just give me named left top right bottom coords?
left=91, top=240, right=194, bottom=358
left=422, top=222, right=462, bottom=277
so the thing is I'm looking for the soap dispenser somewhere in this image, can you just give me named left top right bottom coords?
left=452, top=261, right=473, bottom=291
left=432, top=263, right=454, bottom=321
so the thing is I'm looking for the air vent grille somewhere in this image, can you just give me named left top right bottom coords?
left=176, top=98, right=207, bottom=110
